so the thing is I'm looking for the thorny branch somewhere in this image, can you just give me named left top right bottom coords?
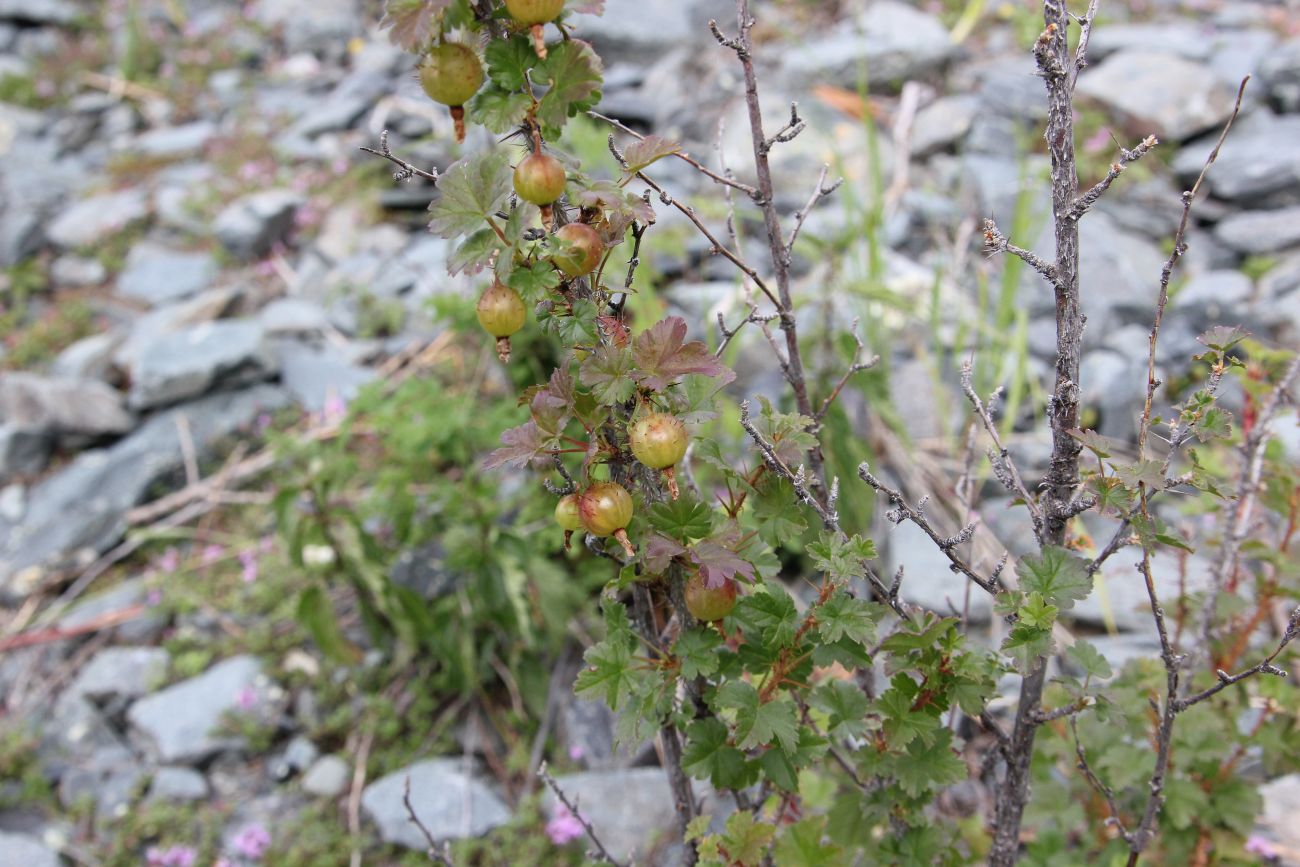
left=786, top=165, right=844, bottom=265
left=959, top=362, right=1044, bottom=536
left=713, top=0, right=826, bottom=496
left=857, top=464, right=1000, bottom=597
left=537, top=762, right=627, bottom=867
left=981, top=218, right=1057, bottom=287
left=403, top=777, right=457, bottom=866
left=360, top=130, right=441, bottom=183
left=814, top=320, right=879, bottom=423
left=1067, top=134, right=1158, bottom=221
left=739, top=401, right=905, bottom=616
left=589, top=109, right=759, bottom=198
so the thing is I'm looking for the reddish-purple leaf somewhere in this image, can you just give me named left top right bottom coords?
left=690, top=541, right=755, bottom=589
left=632, top=317, right=734, bottom=392
left=643, top=533, right=687, bottom=574
left=483, top=421, right=547, bottom=470
left=380, top=0, right=453, bottom=51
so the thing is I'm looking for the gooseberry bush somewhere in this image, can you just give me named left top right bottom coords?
left=357, top=0, right=1300, bottom=864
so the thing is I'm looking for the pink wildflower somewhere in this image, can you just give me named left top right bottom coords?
left=201, top=544, right=224, bottom=566
left=238, top=549, right=259, bottom=584
left=1246, top=835, right=1279, bottom=859
left=231, top=823, right=271, bottom=860
left=234, top=685, right=258, bottom=711
left=545, top=805, right=585, bottom=846
left=159, top=546, right=180, bottom=573
left=568, top=744, right=585, bottom=762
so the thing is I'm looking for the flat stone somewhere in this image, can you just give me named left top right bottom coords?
left=252, top=0, right=362, bottom=56
left=145, top=766, right=210, bottom=803
left=1261, top=40, right=1300, bottom=113
left=116, top=242, right=219, bottom=306
left=127, top=320, right=278, bottom=410
left=0, top=831, right=61, bottom=867
left=1214, top=206, right=1300, bottom=255
left=130, top=121, right=216, bottom=158
left=276, top=342, right=374, bottom=413
left=886, top=520, right=994, bottom=622
left=1088, top=22, right=1214, bottom=62
left=1257, top=774, right=1300, bottom=856
left=0, top=372, right=133, bottom=438
left=68, top=646, right=169, bottom=703
left=301, top=755, right=349, bottom=798
left=45, top=189, right=150, bottom=250
left=784, top=1, right=955, bottom=89
left=540, top=768, right=698, bottom=863
left=910, top=95, right=978, bottom=157
left=115, top=286, right=243, bottom=372
left=0, top=426, right=50, bottom=480
left=51, top=332, right=122, bottom=383
left=1172, top=113, right=1300, bottom=207
left=127, top=654, right=275, bottom=765
left=572, top=0, right=732, bottom=62
left=50, top=255, right=107, bottom=287
left=362, top=759, right=510, bottom=849
left=58, top=745, right=144, bottom=821
left=259, top=298, right=331, bottom=336
left=0, top=0, right=77, bottom=24
left=58, top=576, right=165, bottom=645
left=0, top=385, right=288, bottom=595
left=213, top=190, right=302, bottom=260
left=1077, top=50, right=1237, bottom=142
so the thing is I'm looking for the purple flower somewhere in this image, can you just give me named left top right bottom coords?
left=234, top=685, right=258, bottom=711
left=201, top=544, right=224, bottom=567
left=568, top=744, right=585, bottom=762
left=1246, top=835, right=1279, bottom=859
left=146, top=845, right=198, bottom=867
left=239, top=549, right=259, bottom=584
left=321, top=392, right=348, bottom=424
left=545, top=806, right=585, bottom=846
left=146, top=588, right=164, bottom=607
left=158, top=546, right=181, bottom=573
left=231, top=824, right=272, bottom=860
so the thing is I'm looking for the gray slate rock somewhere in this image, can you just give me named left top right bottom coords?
left=1088, top=22, right=1213, bottom=62
left=0, top=426, right=50, bottom=480
left=127, top=654, right=274, bottom=764
left=115, top=286, right=243, bottom=372
left=68, top=646, right=169, bottom=703
left=51, top=333, right=123, bottom=383
left=131, top=121, right=216, bottom=158
left=910, top=95, right=979, bottom=157
left=59, top=576, right=166, bottom=645
left=783, top=1, right=955, bottom=90
left=259, top=298, right=331, bottom=336
left=1214, top=206, right=1300, bottom=254
left=301, top=755, right=349, bottom=798
left=0, top=831, right=61, bottom=867
left=50, top=255, right=107, bottom=287
left=362, top=759, right=510, bottom=849
left=45, top=189, right=150, bottom=250
left=1174, top=269, right=1257, bottom=332
left=58, top=745, right=144, bottom=821
left=1172, top=112, right=1300, bottom=207
left=1261, top=40, right=1300, bottom=113
left=213, top=190, right=302, bottom=260
left=0, top=0, right=77, bottom=24
left=128, top=320, right=278, bottom=410
left=887, top=520, right=994, bottom=622
left=276, top=342, right=374, bottom=413
left=117, top=242, right=219, bottom=306
left=540, top=768, right=701, bottom=863
left=146, top=766, right=210, bottom=803
left=572, top=0, right=732, bottom=62
left=252, top=0, right=362, bottom=56
left=0, top=385, right=287, bottom=595
left=1077, top=50, right=1236, bottom=142
left=0, top=372, right=133, bottom=437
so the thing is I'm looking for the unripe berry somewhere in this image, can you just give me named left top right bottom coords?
left=505, top=0, right=564, bottom=25
left=476, top=282, right=526, bottom=361
left=552, top=223, right=603, bottom=278
left=629, top=412, right=688, bottom=499
left=684, top=572, right=738, bottom=622
left=555, top=493, right=584, bottom=549
left=578, top=482, right=635, bottom=557
left=514, top=151, right=567, bottom=206
left=419, top=43, right=484, bottom=142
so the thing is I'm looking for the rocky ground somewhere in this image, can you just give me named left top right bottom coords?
left=1, top=0, right=1299, bottom=864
